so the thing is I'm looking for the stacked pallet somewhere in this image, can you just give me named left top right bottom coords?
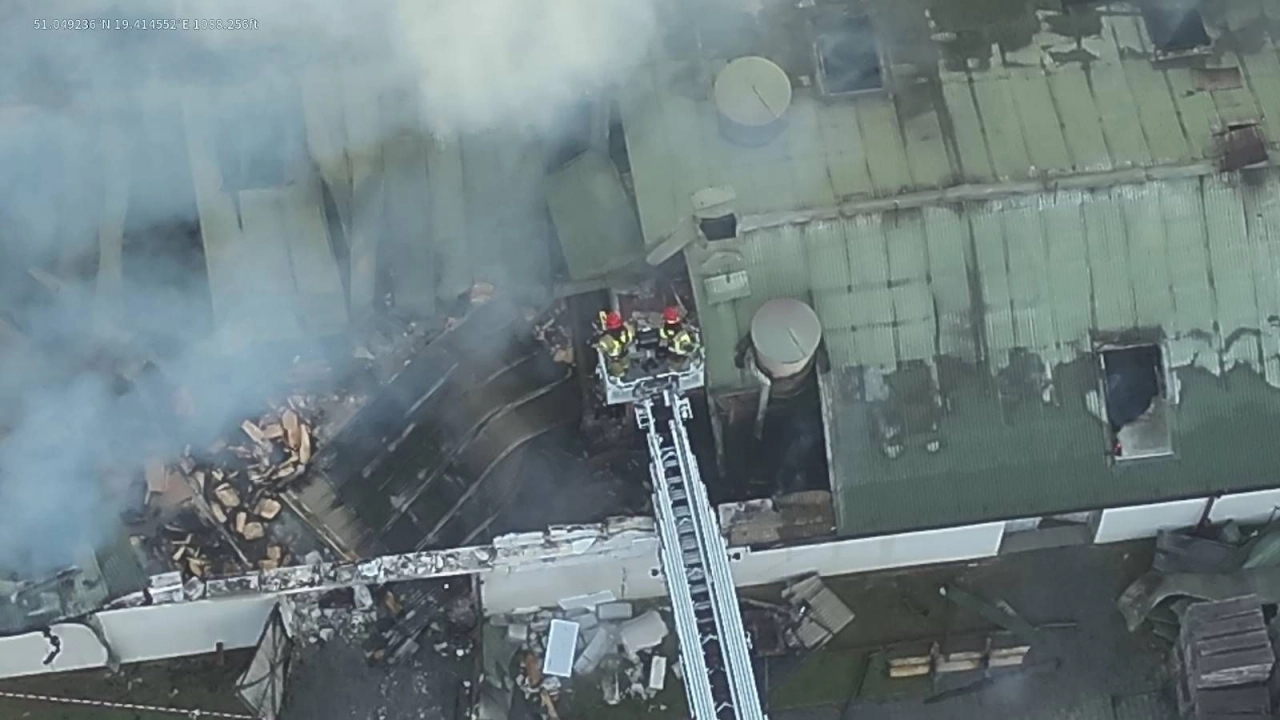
left=1175, top=595, right=1275, bottom=720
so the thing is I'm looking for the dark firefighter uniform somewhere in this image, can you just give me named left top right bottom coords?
left=659, top=306, right=698, bottom=368
left=595, top=311, right=634, bottom=378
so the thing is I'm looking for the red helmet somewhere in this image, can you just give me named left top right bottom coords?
left=604, top=311, right=623, bottom=330
left=662, top=306, right=681, bottom=324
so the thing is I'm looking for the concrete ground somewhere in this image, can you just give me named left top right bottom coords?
left=764, top=540, right=1175, bottom=720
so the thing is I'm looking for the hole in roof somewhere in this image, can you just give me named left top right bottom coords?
left=812, top=14, right=884, bottom=97
left=1193, top=67, right=1242, bottom=91
left=1099, top=344, right=1173, bottom=462
left=699, top=214, right=737, bottom=241
left=1221, top=124, right=1268, bottom=172
left=1141, top=1, right=1211, bottom=57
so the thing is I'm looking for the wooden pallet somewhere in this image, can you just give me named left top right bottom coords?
left=1176, top=595, right=1275, bottom=719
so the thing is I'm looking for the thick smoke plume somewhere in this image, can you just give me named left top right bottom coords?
left=0, top=0, right=659, bottom=578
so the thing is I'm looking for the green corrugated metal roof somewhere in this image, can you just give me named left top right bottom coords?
left=459, top=130, right=553, bottom=300
left=696, top=171, right=1280, bottom=384
left=827, top=360, right=1280, bottom=537
left=621, top=0, right=1280, bottom=248
left=688, top=169, right=1280, bottom=534
left=632, top=0, right=1280, bottom=534
left=547, top=150, right=644, bottom=281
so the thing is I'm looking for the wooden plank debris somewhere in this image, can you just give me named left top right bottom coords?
left=889, top=644, right=1030, bottom=678
left=145, top=398, right=320, bottom=578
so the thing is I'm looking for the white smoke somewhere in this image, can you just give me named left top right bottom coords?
left=396, top=0, right=658, bottom=133
left=0, top=0, right=661, bottom=578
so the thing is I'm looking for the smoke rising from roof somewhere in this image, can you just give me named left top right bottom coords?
left=396, top=0, right=657, bottom=133
left=0, top=0, right=659, bottom=579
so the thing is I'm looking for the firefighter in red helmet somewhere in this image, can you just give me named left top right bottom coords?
left=595, top=310, right=634, bottom=378
left=659, top=305, right=698, bottom=369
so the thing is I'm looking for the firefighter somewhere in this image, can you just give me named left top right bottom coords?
left=658, top=306, right=698, bottom=368
left=595, top=310, right=634, bottom=378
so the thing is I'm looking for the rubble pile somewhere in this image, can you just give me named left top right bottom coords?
left=1119, top=521, right=1280, bottom=638
left=146, top=397, right=321, bottom=577
left=288, top=585, right=381, bottom=646
left=288, top=580, right=476, bottom=668
left=493, top=598, right=675, bottom=717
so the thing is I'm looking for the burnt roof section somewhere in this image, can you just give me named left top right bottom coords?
left=307, top=301, right=578, bottom=555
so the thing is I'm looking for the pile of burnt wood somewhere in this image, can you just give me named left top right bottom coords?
left=146, top=397, right=319, bottom=577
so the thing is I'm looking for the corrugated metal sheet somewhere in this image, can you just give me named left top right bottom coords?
left=706, top=171, right=1280, bottom=390
left=94, top=526, right=149, bottom=601
left=704, top=271, right=751, bottom=305
left=460, top=130, right=552, bottom=295
left=803, top=220, right=852, bottom=292
left=620, top=2, right=1279, bottom=248
left=742, top=169, right=1280, bottom=536
left=282, top=185, right=349, bottom=334
left=547, top=150, right=644, bottom=281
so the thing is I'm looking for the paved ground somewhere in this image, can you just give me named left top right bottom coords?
left=765, top=540, right=1176, bottom=720
left=283, top=638, right=469, bottom=720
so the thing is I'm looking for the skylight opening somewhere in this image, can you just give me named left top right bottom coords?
left=1141, top=1, right=1211, bottom=60
left=811, top=13, right=884, bottom=98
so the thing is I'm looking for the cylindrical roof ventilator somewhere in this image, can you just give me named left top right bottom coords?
left=749, top=298, right=822, bottom=438
left=714, top=56, right=793, bottom=147
left=752, top=298, right=822, bottom=382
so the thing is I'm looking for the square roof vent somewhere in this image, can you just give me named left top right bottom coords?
left=1141, top=1, right=1212, bottom=61
left=810, top=12, right=885, bottom=98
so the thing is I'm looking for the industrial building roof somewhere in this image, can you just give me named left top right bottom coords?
left=707, top=171, right=1280, bottom=535
left=178, top=68, right=557, bottom=348
left=621, top=0, right=1280, bottom=247
left=619, top=0, right=1280, bottom=535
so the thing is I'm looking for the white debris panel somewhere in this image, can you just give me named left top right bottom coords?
left=542, top=619, right=580, bottom=678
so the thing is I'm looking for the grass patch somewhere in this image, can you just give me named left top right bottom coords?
left=0, top=651, right=252, bottom=720
left=0, top=699, right=185, bottom=720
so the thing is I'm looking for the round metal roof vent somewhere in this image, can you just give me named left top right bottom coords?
left=750, top=298, right=822, bottom=379
left=714, top=56, right=792, bottom=146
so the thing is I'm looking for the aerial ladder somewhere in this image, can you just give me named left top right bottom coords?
left=597, top=316, right=767, bottom=720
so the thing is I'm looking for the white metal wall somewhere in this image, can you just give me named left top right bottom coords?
left=1207, top=488, right=1280, bottom=526
left=481, top=522, right=1006, bottom=613
left=1092, top=498, right=1209, bottom=543
left=0, top=595, right=277, bottom=680
left=1092, top=489, right=1280, bottom=544
left=733, top=522, right=1006, bottom=580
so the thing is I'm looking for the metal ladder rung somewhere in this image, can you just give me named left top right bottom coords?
left=642, top=390, right=766, bottom=720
